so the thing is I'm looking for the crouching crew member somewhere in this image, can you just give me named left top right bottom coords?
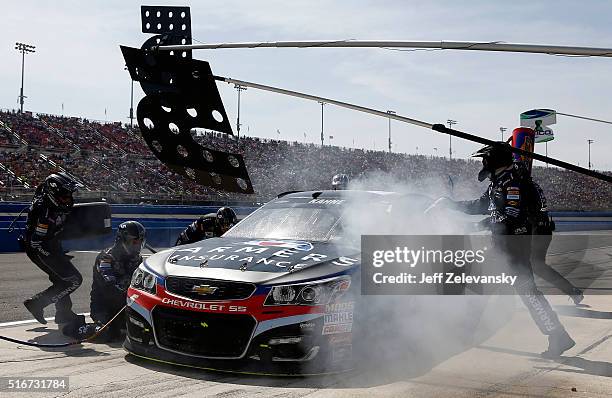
left=90, top=221, right=146, bottom=340
left=175, top=206, right=237, bottom=246
left=63, top=221, right=146, bottom=341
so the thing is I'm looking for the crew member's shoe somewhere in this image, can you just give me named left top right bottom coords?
left=570, top=288, right=584, bottom=305
left=54, top=311, right=81, bottom=324
left=23, top=298, right=47, bottom=325
left=541, top=329, right=575, bottom=358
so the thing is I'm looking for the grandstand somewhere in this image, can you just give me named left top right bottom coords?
left=0, top=109, right=610, bottom=210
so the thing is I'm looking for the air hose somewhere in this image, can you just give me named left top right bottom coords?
left=0, top=305, right=126, bottom=348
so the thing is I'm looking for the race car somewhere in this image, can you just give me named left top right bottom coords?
left=124, top=190, right=433, bottom=375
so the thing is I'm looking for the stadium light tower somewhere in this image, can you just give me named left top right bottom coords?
left=15, top=42, right=36, bottom=113
left=319, top=102, right=326, bottom=146
left=124, top=66, right=135, bottom=128
left=499, top=127, right=507, bottom=141
left=588, top=139, right=594, bottom=170
left=387, top=110, right=395, bottom=153
left=234, top=84, right=247, bottom=138
left=447, top=119, right=457, bottom=159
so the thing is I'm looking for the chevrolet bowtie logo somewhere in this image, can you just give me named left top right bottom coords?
left=191, top=284, right=218, bottom=295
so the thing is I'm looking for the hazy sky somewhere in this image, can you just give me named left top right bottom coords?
left=2, top=0, right=611, bottom=170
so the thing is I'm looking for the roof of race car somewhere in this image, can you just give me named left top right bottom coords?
left=277, top=189, right=402, bottom=200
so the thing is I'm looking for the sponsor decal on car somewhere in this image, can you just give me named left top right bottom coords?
left=161, top=297, right=247, bottom=312
left=241, top=240, right=314, bottom=252
left=168, top=245, right=359, bottom=270
left=323, top=302, right=354, bottom=335
left=322, top=324, right=352, bottom=335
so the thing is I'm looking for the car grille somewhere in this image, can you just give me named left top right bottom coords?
left=165, top=277, right=256, bottom=301
left=153, top=306, right=256, bottom=358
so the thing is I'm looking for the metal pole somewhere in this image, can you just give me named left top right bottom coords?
left=217, top=76, right=431, bottom=129
left=387, top=110, right=395, bottom=153
left=545, top=142, right=548, bottom=168
left=319, top=102, right=325, bottom=146
left=237, top=86, right=241, bottom=138
left=214, top=74, right=612, bottom=183
left=158, top=40, right=612, bottom=58
left=588, top=139, right=594, bottom=170
left=499, top=127, right=507, bottom=141
left=15, top=42, right=35, bottom=114
left=20, top=50, right=25, bottom=113
left=234, top=84, right=247, bottom=138
left=129, top=78, right=134, bottom=128
left=447, top=119, right=457, bottom=159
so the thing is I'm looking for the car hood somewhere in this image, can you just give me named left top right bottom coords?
left=143, top=237, right=360, bottom=284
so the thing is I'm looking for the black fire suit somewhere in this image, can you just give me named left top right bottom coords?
left=90, top=244, right=143, bottom=337
left=455, top=165, right=565, bottom=336
left=527, top=179, right=577, bottom=297
left=175, top=214, right=221, bottom=246
left=24, top=193, right=82, bottom=318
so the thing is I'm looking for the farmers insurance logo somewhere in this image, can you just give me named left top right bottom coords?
left=241, top=240, right=314, bottom=252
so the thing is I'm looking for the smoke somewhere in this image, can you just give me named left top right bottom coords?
left=335, top=170, right=518, bottom=384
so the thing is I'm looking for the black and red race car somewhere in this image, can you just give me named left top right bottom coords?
left=124, top=190, right=433, bottom=375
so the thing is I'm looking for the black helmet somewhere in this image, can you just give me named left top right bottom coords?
left=471, top=143, right=514, bottom=182
left=43, top=172, right=77, bottom=211
left=332, top=174, right=349, bottom=190
left=216, top=206, right=237, bottom=232
left=116, top=221, right=146, bottom=256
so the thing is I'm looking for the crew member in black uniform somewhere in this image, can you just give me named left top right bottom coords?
left=23, top=172, right=82, bottom=325
left=430, top=143, right=575, bottom=357
left=175, top=206, right=237, bottom=246
left=517, top=163, right=584, bottom=305
left=89, top=221, right=146, bottom=340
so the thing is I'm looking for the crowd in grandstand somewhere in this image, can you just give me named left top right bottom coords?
left=0, top=109, right=610, bottom=210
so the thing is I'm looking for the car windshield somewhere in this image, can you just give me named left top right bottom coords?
left=224, top=193, right=422, bottom=243
left=224, top=205, right=343, bottom=242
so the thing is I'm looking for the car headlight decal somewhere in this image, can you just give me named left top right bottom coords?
left=130, top=267, right=157, bottom=295
left=265, top=276, right=350, bottom=306
left=271, top=286, right=297, bottom=303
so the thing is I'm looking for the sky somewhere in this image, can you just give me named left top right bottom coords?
left=1, top=0, right=612, bottom=170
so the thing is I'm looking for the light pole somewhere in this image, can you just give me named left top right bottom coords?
left=319, top=102, right=326, bottom=146
left=499, top=127, right=507, bottom=141
left=125, top=66, right=134, bottom=128
left=588, top=139, right=594, bottom=170
left=447, top=119, right=457, bottom=159
left=235, top=84, right=247, bottom=138
left=15, top=42, right=36, bottom=113
left=387, top=110, right=395, bottom=153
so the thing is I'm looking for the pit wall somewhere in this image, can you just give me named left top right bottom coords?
left=0, top=202, right=259, bottom=253
left=0, top=202, right=610, bottom=253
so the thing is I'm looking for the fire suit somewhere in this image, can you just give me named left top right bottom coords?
left=90, top=244, right=143, bottom=338
left=454, top=165, right=565, bottom=336
left=175, top=214, right=221, bottom=246
left=526, top=179, right=577, bottom=297
left=24, top=192, right=82, bottom=319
